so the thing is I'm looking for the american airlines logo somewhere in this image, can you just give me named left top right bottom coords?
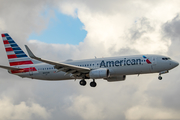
left=143, top=55, right=151, bottom=64
left=100, top=56, right=151, bottom=67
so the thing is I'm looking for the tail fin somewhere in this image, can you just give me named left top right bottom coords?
left=1, top=33, right=34, bottom=66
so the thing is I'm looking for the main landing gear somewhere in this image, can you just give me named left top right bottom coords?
left=79, top=79, right=97, bottom=87
left=79, top=79, right=86, bottom=86
left=90, top=79, right=97, bottom=87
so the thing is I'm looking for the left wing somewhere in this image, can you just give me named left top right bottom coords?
left=25, top=45, right=91, bottom=77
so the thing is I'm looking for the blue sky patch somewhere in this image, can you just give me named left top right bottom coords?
left=28, top=10, right=87, bottom=45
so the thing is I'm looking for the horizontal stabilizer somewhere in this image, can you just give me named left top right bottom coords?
left=0, top=65, right=20, bottom=70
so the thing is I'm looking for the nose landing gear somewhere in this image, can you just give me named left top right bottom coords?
left=158, top=76, right=162, bottom=80
left=158, top=70, right=168, bottom=80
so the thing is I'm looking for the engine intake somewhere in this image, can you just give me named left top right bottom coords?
left=89, top=68, right=110, bottom=79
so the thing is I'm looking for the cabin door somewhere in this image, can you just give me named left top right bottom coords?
left=150, top=57, right=156, bottom=72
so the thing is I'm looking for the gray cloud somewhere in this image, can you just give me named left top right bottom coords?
left=162, top=14, right=180, bottom=40
left=0, top=0, right=180, bottom=120
left=162, top=14, right=180, bottom=57
left=129, top=17, right=154, bottom=40
left=110, top=47, right=139, bottom=56
left=159, top=14, right=180, bottom=112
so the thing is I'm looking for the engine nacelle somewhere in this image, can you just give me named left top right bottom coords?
left=89, top=68, right=110, bottom=79
left=104, top=75, right=126, bottom=82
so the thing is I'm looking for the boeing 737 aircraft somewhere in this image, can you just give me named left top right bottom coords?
left=0, top=33, right=179, bottom=87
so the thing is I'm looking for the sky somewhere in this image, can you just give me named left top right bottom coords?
left=28, top=10, right=87, bottom=44
left=0, top=0, right=180, bottom=120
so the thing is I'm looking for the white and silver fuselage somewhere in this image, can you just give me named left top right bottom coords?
left=11, top=54, right=179, bottom=81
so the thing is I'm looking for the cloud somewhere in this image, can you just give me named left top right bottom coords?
left=162, top=14, right=180, bottom=40
left=67, top=95, right=106, bottom=120
left=0, top=97, right=50, bottom=120
left=125, top=105, right=180, bottom=120
left=0, top=0, right=55, bottom=119
left=162, top=14, right=180, bottom=57
left=57, top=0, right=174, bottom=56
left=0, top=0, right=180, bottom=120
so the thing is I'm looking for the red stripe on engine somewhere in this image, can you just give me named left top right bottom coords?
left=8, top=54, right=17, bottom=59
left=3, top=40, right=9, bottom=44
left=10, top=60, right=33, bottom=66
left=11, top=67, right=37, bottom=74
left=5, top=47, right=13, bottom=52
left=1, top=34, right=5, bottom=37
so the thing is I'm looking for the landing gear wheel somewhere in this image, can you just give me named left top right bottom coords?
left=90, top=82, right=97, bottom=87
left=90, top=79, right=97, bottom=87
left=158, top=76, right=162, bottom=80
left=79, top=80, right=86, bottom=86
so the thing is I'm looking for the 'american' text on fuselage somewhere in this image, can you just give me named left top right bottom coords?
left=100, top=58, right=142, bottom=67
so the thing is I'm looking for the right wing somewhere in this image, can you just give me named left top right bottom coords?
left=25, top=45, right=91, bottom=77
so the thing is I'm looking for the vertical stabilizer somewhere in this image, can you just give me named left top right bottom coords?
left=1, top=33, right=34, bottom=66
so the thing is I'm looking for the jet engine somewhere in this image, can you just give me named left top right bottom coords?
left=89, top=68, right=110, bottom=79
left=104, top=75, right=126, bottom=82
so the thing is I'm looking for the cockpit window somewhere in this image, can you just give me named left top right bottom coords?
left=162, top=57, right=171, bottom=60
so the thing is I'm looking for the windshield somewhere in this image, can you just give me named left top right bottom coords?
left=162, top=57, right=171, bottom=60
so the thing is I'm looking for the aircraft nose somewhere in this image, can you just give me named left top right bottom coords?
left=172, top=60, right=179, bottom=68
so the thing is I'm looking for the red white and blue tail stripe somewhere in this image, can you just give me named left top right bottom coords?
left=1, top=33, right=34, bottom=66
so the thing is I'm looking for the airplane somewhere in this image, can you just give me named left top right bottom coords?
left=0, top=33, right=179, bottom=87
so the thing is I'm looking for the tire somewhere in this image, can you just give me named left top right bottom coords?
left=90, top=82, right=97, bottom=87
left=79, top=80, right=86, bottom=86
left=158, top=76, right=162, bottom=80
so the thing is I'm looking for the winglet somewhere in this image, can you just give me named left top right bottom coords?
left=25, top=45, right=37, bottom=59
